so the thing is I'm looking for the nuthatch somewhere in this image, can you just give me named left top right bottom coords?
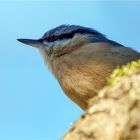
left=17, top=25, right=140, bottom=110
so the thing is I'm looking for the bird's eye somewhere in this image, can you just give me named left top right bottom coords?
left=51, top=36, right=59, bottom=41
left=45, top=36, right=51, bottom=42
left=45, top=36, right=59, bottom=42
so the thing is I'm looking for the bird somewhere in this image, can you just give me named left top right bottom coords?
left=17, top=25, right=140, bottom=110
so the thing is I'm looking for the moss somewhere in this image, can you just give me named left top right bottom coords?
left=108, top=59, right=140, bottom=85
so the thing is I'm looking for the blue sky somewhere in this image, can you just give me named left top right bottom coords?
left=0, top=1, right=140, bottom=140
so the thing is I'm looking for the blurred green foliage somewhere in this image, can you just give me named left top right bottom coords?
left=108, top=59, right=140, bottom=85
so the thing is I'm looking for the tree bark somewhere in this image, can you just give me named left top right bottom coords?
left=62, top=69, right=140, bottom=140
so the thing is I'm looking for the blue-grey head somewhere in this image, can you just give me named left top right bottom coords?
left=17, top=25, right=122, bottom=58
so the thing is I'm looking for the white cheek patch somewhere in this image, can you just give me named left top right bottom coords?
left=54, top=39, right=72, bottom=48
left=43, top=40, right=69, bottom=49
left=43, top=41, right=54, bottom=48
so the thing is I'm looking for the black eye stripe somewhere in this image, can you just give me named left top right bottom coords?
left=44, top=33, right=75, bottom=42
left=44, top=36, right=58, bottom=42
left=59, top=33, right=74, bottom=40
left=44, top=28, right=99, bottom=42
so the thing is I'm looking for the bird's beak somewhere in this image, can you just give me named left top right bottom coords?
left=17, top=38, right=42, bottom=48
